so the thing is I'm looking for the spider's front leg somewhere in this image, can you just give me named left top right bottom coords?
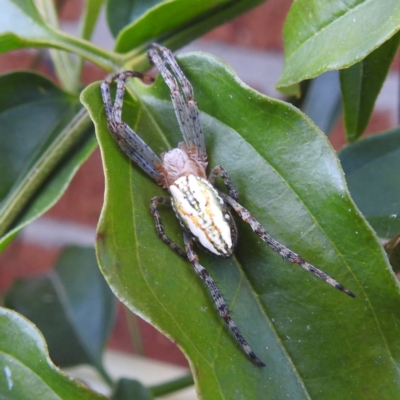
left=101, top=71, right=146, bottom=129
left=208, top=165, right=239, bottom=200
left=148, top=43, right=207, bottom=162
left=222, top=194, right=356, bottom=298
left=100, top=71, right=163, bottom=182
left=183, top=231, right=265, bottom=367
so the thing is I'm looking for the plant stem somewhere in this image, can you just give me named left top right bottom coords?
left=123, top=305, right=145, bottom=356
left=35, top=0, right=79, bottom=92
left=94, top=360, right=114, bottom=388
left=34, top=27, right=123, bottom=72
left=71, top=0, right=105, bottom=85
left=149, top=373, right=194, bottom=397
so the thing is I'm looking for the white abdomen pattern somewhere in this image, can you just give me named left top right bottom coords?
left=170, top=175, right=234, bottom=257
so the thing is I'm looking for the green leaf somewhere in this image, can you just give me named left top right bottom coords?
left=4, top=246, right=116, bottom=373
left=340, top=31, right=400, bottom=142
left=114, top=0, right=265, bottom=68
left=339, top=127, right=400, bottom=238
left=0, top=72, right=96, bottom=253
left=0, top=307, right=107, bottom=399
left=301, top=70, right=342, bottom=135
left=82, top=51, right=400, bottom=399
left=107, top=0, right=164, bottom=37
left=114, top=0, right=223, bottom=53
left=0, top=0, right=119, bottom=71
left=278, top=0, right=400, bottom=89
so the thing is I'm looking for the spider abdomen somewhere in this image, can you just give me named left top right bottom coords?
left=170, top=175, right=236, bottom=257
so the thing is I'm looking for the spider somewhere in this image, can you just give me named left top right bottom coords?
left=100, top=43, right=355, bottom=367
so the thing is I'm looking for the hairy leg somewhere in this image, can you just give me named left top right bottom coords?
left=150, top=196, right=187, bottom=259
left=183, top=231, right=265, bottom=366
left=222, top=194, right=355, bottom=298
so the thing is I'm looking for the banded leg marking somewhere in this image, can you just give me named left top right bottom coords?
left=223, top=194, right=356, bottom=298
left=183, top=231, right=265, bottom=367
left=208, top=164, right=239, bottom=200
left=101, top=72, right=162, bottom=181
left=150, top=196, right=187, bottom=260
left=148, top=43, right=207, bottom=160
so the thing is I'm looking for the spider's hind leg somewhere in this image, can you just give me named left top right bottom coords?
left=222, top=193, right=356, bottom=298
left=150, top=196, right=187, bottom=260
left=183, top=231, right=265, bottom=367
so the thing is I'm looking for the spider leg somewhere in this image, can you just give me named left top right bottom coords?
left=183, top=231, right=265, bottom=367
left=222, top=194, right=356, bottom=298
left=208, top=165, right=239, bottom=200
left=148, top=43, right=207, bottom=162
left=150, top=196, right=188, bottom=259
left=101, top=72, right=163, bottom=182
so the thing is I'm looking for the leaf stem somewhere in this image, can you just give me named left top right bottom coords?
left=94, top=360, right=114, bottom=388
left=71, top=0, right=105, bottom=85
left=123, top=305, right=145, bottom=356
left=35, top=0, right=79, bottom=92
left=148, top=373, right=194, bottom=397
left=39, top=28, right=123, bottom=72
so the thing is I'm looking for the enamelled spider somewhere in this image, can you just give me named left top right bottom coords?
left=101, top=43, right=355, bottom=367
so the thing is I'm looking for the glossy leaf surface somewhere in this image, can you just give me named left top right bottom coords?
left=0, top=0, right=117, bottom=71
left=4, top=246, right=115, bottom=370
left=0, top=307, right=107, bottom=400
left=107, top=0, right=164, bottom=37
left=339, top=127, right=400, bottom=238
left=113, top=0, right=265, bottom=56
left=0, top=72, right=96, bottom=253
left=82, top=51, right=400, bottom=399
left=340, top=32, right=400, bottom=142
left=278, top=0, right=400, bottom=89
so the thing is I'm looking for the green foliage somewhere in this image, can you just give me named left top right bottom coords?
left=0, top=72, right=95, bottom=252
left=1, top=0, right=400, bottom=399
left=107, top=0, right=164, bottom=37
left=278, top=0, right=400, bottom=90
left=110, top=0, right=265, bottom=56
left=82, top=51, right=400, bottom=399
left=339, top=127, right=400, bottom=238
left=0, top=307, right=107, bottom=399
left=4, top=247, right=115, bottom=372
left=340, top=31, right=400, bottom=142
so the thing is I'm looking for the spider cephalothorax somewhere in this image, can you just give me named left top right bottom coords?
left=101, top=43, right=355, bottom=367
left=158, top=142, right=207, bottom=186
